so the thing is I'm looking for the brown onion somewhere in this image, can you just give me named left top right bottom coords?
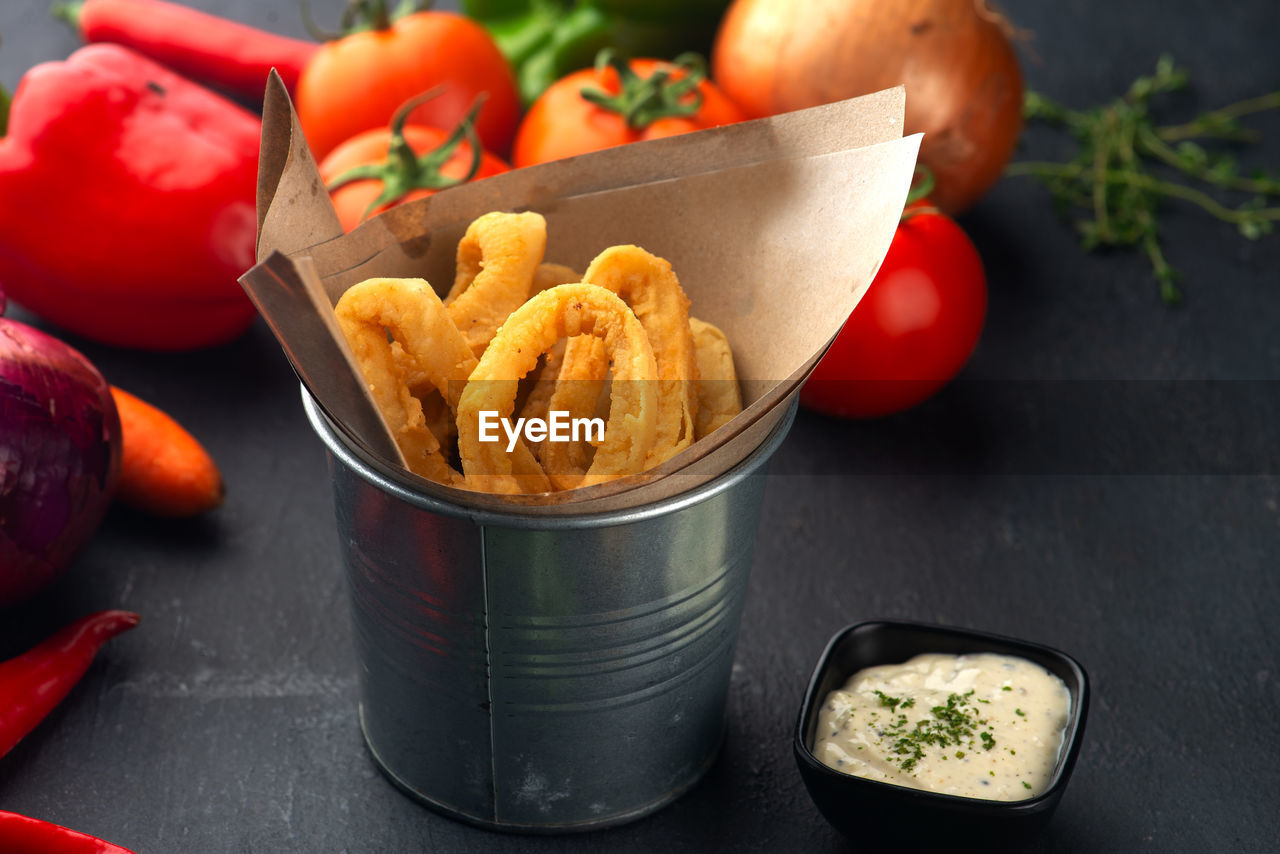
left=712, top=0, right=1023, bottom=212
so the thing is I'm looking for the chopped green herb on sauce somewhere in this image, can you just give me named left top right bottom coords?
left=875, top=690, right=900, bottom=709
left=874, top=691, right=915, bottom=711
left=812, top=653, right=1071, bottom=801
left=874, top=690, right=1001, bottom=773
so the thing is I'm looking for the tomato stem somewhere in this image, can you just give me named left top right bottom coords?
left=899, top=166, right=940, bottom=222
left=50, top=2, right=83, bottom=30
left=326, top=90, right=486, bottom=223
left=578, top=49, right=706, bottom=130
left=905, top=165, right=936, bottom=207
left=302, top=0, right=429, bottom=40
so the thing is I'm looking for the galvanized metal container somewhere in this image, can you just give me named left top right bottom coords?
left=303, top=392, right=796, bottom=832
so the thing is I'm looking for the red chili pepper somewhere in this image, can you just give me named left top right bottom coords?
left=0, top=610, right=140, bottom=759
left=58, top=0, right=317, bottom=103
left=0, top=44, right=261, bottom=350
left=0, top=811, right=136, bottom=854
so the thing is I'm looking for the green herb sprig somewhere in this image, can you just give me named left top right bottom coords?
left=1007, top=56, right=1280, bottom=304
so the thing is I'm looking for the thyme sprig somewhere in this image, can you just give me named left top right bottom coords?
left=1006, top=56, right=1280, bottom=305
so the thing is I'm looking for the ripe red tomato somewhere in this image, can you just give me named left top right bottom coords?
left=296, top=12, right=521, bottom=161
left=800, top=205, right=987, bottom=418
left=512, top=55, right=746, bottom=167
left=319, top=124, right=510, bottom=232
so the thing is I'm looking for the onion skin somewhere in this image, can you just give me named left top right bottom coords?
left=712, top=0, right=1023, bottom=212
left=0, top=315, right=121, bottom=608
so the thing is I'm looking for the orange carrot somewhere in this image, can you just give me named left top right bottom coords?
left=109, top=386, right=225, bottom=516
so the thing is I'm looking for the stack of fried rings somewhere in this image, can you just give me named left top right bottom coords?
left=334, top=211, right=743, bottom=495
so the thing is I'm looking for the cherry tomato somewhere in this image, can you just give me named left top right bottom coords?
left=319, top=124, right=509, bottom=232
left=512, top=55, right=746, bottom=167
left=296, top=12, right=521, bottom=161
left=800, top=204, right=987, bottom=418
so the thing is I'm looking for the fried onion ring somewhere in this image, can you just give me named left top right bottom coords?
left=517, top=265, right=584, bottom=463
left=532, top=262, right=582, bottom=295
left=335, top=277, right=477, bottom=485
left=579, top=245, right=698, bottom=466
left=689, top=317, right=743, bottom=438
left=418, top=389, right=457, bottom=451
left=457, top=283, right=658, bottom=494
left=539, top=335, right=609, bottom=489
left=445, top=211, right=547, bottom=357
left=518, top=337, right=566, bottom=463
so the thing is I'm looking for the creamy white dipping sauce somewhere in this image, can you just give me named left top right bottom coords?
left=813, top=653, right=1070, bottom=800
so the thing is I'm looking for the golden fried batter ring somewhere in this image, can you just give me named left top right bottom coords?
left=418, top=389, right=456, bottom=451
left=531, top=262, right=582, bottom=295
left=457, top=283, right=659, bottom=495
left=579, top=245, right=698, bottom=466
left=335, top=277, right=477, bottom=485
left=689, top=317, right=743, bottom=438
left=539, top=335, right=609, bottom=489
left=445, top=211, right=547, bottom=357
left=517, top=265, right=584, bottom=463
left=518, top=337, right=566, bottom=463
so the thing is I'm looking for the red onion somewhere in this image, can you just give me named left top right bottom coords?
left=0, top=288, right=120, bottom=607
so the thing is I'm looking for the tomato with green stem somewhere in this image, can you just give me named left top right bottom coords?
left=319, top=91, right=510, bottom=232
left=800, top=172, right=987, bottom=419
left=512, top=50, right=745, bottom=167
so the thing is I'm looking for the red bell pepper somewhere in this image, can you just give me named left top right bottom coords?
left=0, top=810, right=136, bottom=854
left=0, top=44, right=260, bottom=350
left=59, top=0, right=318, bottom=103
left=0, top=610, right=140, bottom=759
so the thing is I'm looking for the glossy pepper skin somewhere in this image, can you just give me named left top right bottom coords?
left=463, top=0, right=731, bottom=105
left=0, top=810, right=136, bottom=854
left=0, top=610, right=140, bottom=759
left=0, top=45, right=260, bottom=351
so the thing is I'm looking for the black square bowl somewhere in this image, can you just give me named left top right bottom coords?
left=794, top=621, right=1089, bottom=849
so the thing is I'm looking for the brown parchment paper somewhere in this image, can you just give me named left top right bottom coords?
left=240, top=71, right=921, bottom=514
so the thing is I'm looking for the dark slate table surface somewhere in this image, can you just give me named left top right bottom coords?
left=2, top=1, right=1277, bottom=851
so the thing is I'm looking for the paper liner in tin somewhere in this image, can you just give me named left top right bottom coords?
left=240, top=72, right=920, bottom=513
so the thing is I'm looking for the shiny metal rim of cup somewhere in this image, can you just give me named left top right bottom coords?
left=300, top=387, right=798, bottom=529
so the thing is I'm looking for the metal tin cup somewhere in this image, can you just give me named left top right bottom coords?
left=302, top=391, right=797, bottom=832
